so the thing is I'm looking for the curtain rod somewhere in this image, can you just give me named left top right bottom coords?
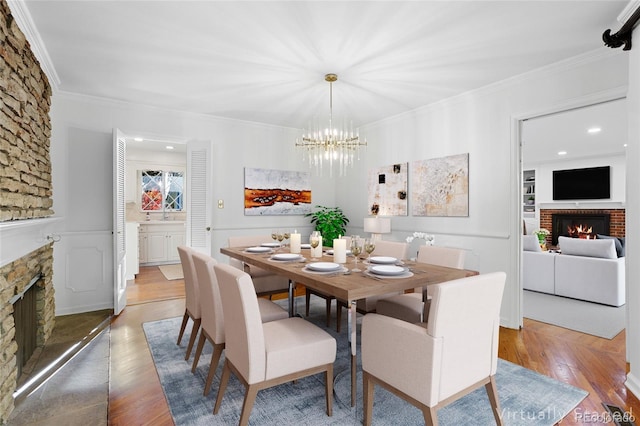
left=603, top=6, right=640, bottom=50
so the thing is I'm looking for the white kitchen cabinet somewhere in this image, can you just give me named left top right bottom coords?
left=138, top=222, right=186, bottom=265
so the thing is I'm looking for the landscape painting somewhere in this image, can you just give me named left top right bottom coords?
left=411, top=153, right=469, bottom=217
left=244, top=167, right=312, bottom=215
left=367, top=163, right=408, bottom=216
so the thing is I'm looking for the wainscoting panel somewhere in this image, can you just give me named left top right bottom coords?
left=53, top=231, right=113, bottom=315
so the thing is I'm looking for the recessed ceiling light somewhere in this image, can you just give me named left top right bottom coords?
left=134, top=137, right=143, bottom=142
left=557, top=151, right=567, bottom=156
left=624, top=144, right=628, bottom=147
left=587, top=127, right=601, bottom=134
left=166, top=145, right=174, bottom=150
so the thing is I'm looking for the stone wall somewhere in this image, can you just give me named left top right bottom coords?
left=0, top=245, right=54, bottom=424
left=0, top=0, right=53, bottom=221
left=0, top=0, right=55, bottom=422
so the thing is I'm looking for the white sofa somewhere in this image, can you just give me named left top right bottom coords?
left=523, top=235, right=625, bottom=306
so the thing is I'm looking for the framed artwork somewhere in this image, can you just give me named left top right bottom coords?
left=411, top=153, right=469, bottom=217
left=244, top=167, right=311, bottom=215
left=367, top=163, right=408, bottom=216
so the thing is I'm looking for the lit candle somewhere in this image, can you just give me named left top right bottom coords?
left=333, top=238, right=347, bottom=264
left=290, top=231, right=301, bottom=253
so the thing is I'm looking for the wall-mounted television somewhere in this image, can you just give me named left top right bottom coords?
left=552, top=166, right=610, bottom=200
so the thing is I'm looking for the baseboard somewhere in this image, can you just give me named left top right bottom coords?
left=625, top=372, right=640, bottom=401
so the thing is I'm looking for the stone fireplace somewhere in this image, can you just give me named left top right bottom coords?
left=1, top=0, right=55, bottom=422
left=540, top=208, right=625, bottom=247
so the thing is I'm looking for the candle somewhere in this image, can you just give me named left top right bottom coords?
left=311, top=236, right=323, bottom=258
left=333, top=238, right=347, bottom=264
left=290, top=232, right=301, bottom=253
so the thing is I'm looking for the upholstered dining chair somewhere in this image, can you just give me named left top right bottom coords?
left=376, top=245, right=466, bottom=324
left=191, top=252, right=288, bottom=395
left=213, top=263, right=336, bottom=426
left=228, top=235, right=291, bottom=297
left=362, top=272, right=506, bottom=426
left=176, top=245, right=201, bottom=360
left=335, top=240, right=408, bottom=332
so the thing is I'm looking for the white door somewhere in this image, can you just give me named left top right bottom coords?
left=113, top=129, right=127, bottom=315
left=187, top=140, right=212, bottom=254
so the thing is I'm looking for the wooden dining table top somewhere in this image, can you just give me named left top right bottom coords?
left=220, top=246, right=477, bottom=302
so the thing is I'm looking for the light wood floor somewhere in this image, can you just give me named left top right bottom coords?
left=109, top=266, right=639, bottom=425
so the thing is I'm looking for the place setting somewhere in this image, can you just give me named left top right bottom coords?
left=364, top=264, right=413, bottom=279
left=302, top=261, right=349, bottom=275
left=269, top=253, right=304, bottom=263
left=243, top=246, right=273, bottom=254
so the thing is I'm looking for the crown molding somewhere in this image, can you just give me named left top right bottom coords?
left=7, top=0, right=61, bottom=90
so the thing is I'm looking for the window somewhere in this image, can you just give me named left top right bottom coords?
left=140, top=170, right=184, bottom=211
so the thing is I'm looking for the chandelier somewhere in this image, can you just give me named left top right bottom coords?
left=295, top=73, right=367, bottom=176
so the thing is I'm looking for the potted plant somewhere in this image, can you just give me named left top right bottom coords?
left=527, top=196, right=535, bottom=205
left=305, top=205, right=349, bottom=247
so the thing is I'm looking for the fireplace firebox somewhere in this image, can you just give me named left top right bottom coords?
left=551, top=213, right=610, bottom=245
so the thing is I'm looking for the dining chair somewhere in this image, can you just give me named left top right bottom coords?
left=191, top=252, right=288, bottom=395
left=335, top=240, right=408, bottom=332
left=362, top=272, right=506, bottom=425
left=305, top=235, right=352, bottom=328
left=376, top=245, right=466, bottom=324
left=176, top=245, right=201, bottom=360
left=213, top=263, right=336, bottom=426
left=228, top=235, right=291, bottom=297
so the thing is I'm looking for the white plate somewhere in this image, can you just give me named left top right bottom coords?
left=325, top=249, right=353, bottom=256
left=271, top=253, right=302, bottom=261
left=369, top=256, right=398, bottom=265
left=306, top=262, right=342, bottom=272
left=261, top=242, right=282, bottom=248
left=245, top=246, right=271, bottom=253
left=369, top=265, right=406, bottom=276
left=301, top=243, right=311, bottom=249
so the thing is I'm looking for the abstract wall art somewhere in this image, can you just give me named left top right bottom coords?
left=367, top=163, right=408, bottom=216
left=411, top=153, right=469, bottom=217
left=244, top=167, right=312, bottom=215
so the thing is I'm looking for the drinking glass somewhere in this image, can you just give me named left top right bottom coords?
left=310, top=231, right=321, bottom=260
left=364, top=238, right=376, bottom=263
left=351, top=237, right=363, bottom=272
left=276, top=230, right=285, bottom=252
left=283, top=230, right=291, bottom=249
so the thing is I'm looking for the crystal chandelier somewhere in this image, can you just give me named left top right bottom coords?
left=295, top=74, right=367, bottom=176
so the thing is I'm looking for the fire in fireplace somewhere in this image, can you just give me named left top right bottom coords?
left=551, top=213, right=610, bottom=245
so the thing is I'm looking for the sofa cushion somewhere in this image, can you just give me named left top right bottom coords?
left=522, top=235, right=542, bottom=252
left=558, top=236, right=616, bottom=259
left=596, top=234, right=625, bottom=257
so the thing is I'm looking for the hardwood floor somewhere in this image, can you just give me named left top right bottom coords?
left=109, top=266, right=639, bottom=425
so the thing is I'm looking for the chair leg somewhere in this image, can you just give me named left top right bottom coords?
left=204, top=343, right=224, bottom=396
left=325, top=364, right=334, bottom=416
left=363, top=371, right=374, bottom=426
left=336, top=301, right=343, bottom=333
left=325, top=297, right=332, bottom=328
left=185, top=318, right=201, bottom=360
left=176, top=311, right=188, bottom=345
left=239, top=384, right=259, bottom=426
left=305, top=290, right=311, bottom=317
left=485, top=375, right=503, bottom=425
left=213, top=360, right=231, bottom=414
left=191, top=333, right=206, bottom=373
left=422, top=406, right=438, bottom=426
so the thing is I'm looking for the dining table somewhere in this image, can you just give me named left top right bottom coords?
left=220, top=245, right=478, bottom=407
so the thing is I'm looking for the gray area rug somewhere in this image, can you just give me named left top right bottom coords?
left=523, top=290, right=625, bottom=339
left=144, top=298, right=588, bottom=425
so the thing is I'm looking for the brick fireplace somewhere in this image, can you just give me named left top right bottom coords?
left=1, top=1, right=55, bottom=422
left=540, top=208, right=625, bottom=247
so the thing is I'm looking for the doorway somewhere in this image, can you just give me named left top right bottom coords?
left=519, top=97, right=627, bottom=337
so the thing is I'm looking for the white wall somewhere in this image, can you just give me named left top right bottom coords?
left=335, top=49, right=628, bottom=328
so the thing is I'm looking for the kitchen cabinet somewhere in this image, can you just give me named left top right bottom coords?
left=138, top=222, right=186, bottom=265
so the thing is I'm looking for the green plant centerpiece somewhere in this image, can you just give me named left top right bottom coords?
left=305, top=205, right=349, bottom=247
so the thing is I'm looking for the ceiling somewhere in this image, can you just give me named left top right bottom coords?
left=17, top=1, right=629, bottom=157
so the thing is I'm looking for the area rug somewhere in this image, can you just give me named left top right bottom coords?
left=523, top=290, right=625, bottom=339
left=158, top=264, right=184, bottom=281
left=143, top=299, right=588, bottom=425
